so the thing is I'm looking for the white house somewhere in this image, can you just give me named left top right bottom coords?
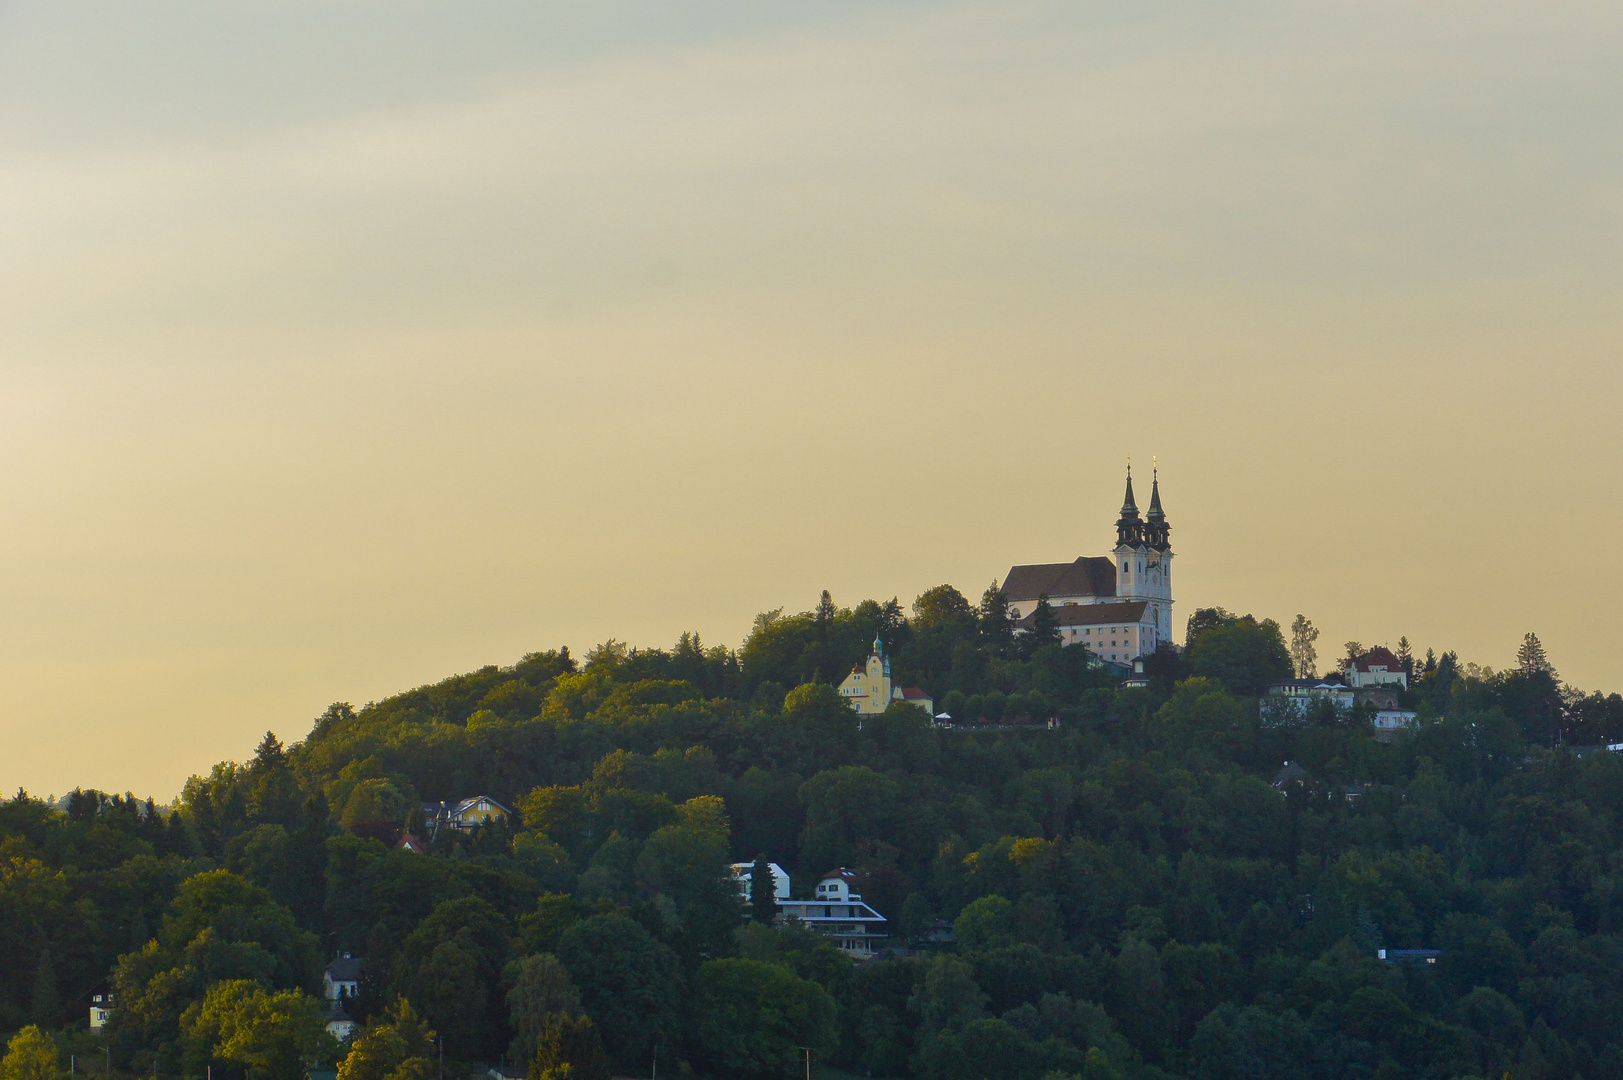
left=837, top=638, right=933, bottom=717
left=324, top=955, right=361, bottom=1000
left=1373, top=709, right=1419, bottom=741
left=1344, top=647, right=1408, bottom=689
left=729, top=861, right=790, bottom=902
left=1267, top=679, right=1357, bottom=709
left=776, top=869, right=888, bottom=958
left=324, top=1000, right=358, bottom=1040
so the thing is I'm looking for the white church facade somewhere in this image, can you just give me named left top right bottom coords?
left=1002, top=467, right=1174, bottom=665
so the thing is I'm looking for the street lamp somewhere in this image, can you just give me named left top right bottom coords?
left=795, top=1046, right=811, bottom=1080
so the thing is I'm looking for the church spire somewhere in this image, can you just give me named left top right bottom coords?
left=1145, top=460, right=1171, bottom=550
left=1115, top=461, right=1143, bottom=547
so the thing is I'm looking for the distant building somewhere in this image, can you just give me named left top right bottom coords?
left=323, top=999, right=357, bottom=1041
left=1271, top=761, right=1314, bottom=793
left=1001, top=466, right=1174, bottom=663
left=729, top=861, right=790, bottom=902
left=397, top=832, right=430, bottom=855
left=777, top=869, right=888, bottom=958
left=420, top=796, right=511, bottom=839
left=1344, top=647, right=1408, bottom=689
left=1267, top=679, right=1356, bottom=709
left=1372, top=710, right=1419, bottom=741
left=324, top=955, right=361, bottom=1001
left=837, top=637, right=933, bottom=717
left=89, top=990, right=114, bottom=1032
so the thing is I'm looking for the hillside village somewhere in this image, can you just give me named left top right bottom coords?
left=5, top=469, right=1623, bottom=1080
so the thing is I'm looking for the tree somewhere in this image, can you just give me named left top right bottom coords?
left=337, top=999, right=436, bottom=1080
left=555, top=914, right=679, bottom=1069
left=1342, top=641, right=1363, bottom=661
left=29, top=947, right=59, bottom=1025
left=1288, top=616, right=1319, bottom=679
left=750, top=853, right=778, bottom=923
left=1184, top=607, right=1238, bottom=649
left=1396, top=636, right=1414, bottom=677
left=181, top=979, right=334, bottom=1080
left=1186, top=618, right=1292, bottom=695
left=1025, top=596, right=1061, bottom=655
left=692, top=958, right=837, bottom=1080
left=1517, top=632, right=1555, bottom=677
left=977, top=583, right=1015, bottom=655
left=506, top=954, right=582, bottom=1068
left=908, top=955, right=986, bottom=1043
left=0, top=1026, right=61, bottom=1080
left=527, top=1015, right=610, bottom=1080
left=912, top=585, right=974, bottom=629
left=815, top=590, right=838, bottom=626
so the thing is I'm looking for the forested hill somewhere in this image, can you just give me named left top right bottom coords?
left=6, top=587, right=1623, bottom=1080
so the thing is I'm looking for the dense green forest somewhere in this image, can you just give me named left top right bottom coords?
left=6, top=584, right=1623, bottom=1080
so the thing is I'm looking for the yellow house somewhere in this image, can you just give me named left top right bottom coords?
left=837, top=637, right=933, bottom=717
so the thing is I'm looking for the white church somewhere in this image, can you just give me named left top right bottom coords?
left=1002, top=466, right=1174, bottom=666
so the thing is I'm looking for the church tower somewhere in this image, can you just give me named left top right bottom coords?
left=1113, top=463, right=1174, bottom=649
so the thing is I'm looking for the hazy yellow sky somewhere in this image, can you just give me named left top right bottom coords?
left=2, top=0, right=1620, bottom=798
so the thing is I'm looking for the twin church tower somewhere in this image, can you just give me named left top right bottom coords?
left=1000, top=465, right=1174, bottom=665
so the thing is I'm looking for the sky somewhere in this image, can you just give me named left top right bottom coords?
left=2, top=0, right=1620, bottom=799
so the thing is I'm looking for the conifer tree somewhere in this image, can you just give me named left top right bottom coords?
left=977, top=582, right=1014, bottom=656
left=1028, top=596, right=1060, bottom=652
left=29, top=949, right=58, bottom=1026
left=750, top=853, right=777, bottom=924
left=1517, top=632, right=1555, bottom=677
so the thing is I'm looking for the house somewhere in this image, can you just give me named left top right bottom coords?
left=323, top=999, right=357, bottom=1041
left=1344, top=647, right=1408, bottom=689
left=420, top=796, right=512, bottom=838
left=1271, top=761, right=1315, bottom=793
left=1002, top=466, right=1175, bottom=658
left=397, top=832, right=430, bottom=855
left=324, top=955, right=361, bottom=1001
left=1267, top=679, right=1356, bottom=710
left=1372, top=710, right=1419, bottom=742
left=89, top=990, right=114, bottom=1032
left=837, top=637, right=933, bottom=717
left=776, top=869, right=888, bottom=958
left=729, top=861, right=790, bottom=902
left=1378, top=949, right=1440, bottom=965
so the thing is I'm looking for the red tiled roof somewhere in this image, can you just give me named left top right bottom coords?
left=1350, top=646, right=1402, bottom=672
left=901, top=687, right=931, bottom=700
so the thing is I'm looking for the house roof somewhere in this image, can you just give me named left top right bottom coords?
left=1348, top=646, right=1403, bottom=672
left=397, top=833, right=430, bottom=855
left=1015, top=601, right=1147, bottom=628
left=325, top=956, right=362, bottom=982
left=454, top=795, right=511, bottom=816
left=1001, top=557, right=1117, bottom=602
left=820, top=867, right=860, bottom=885
left=1272, top=762, right=1314, bottom=788
left=901, top=687, right=931, bottom=700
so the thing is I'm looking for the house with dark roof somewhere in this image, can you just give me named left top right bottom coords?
left=1000, top=466, right=1175, bottom=665
left=324, top=955, right=361, bottom=1001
